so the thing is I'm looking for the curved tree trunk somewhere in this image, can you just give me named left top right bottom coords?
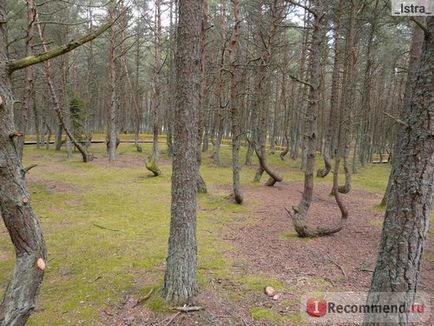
left=291, top=0, right=343, bottom=237
left=317, top=0, right=342, bottom=178
left=36, top=9, right=92, bottom=163
left=0, top=5, right=46, bottom=325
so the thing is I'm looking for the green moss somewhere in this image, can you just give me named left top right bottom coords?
left=250, top=307, right=281, bottom=322
left=352, top=165, right=390, bottom=194
left=279, top=231, right=313, bottom=241
left=0, top=143, right=393, bottom=324
left=286, top=313, right=305, bottom=325
left=237, top=274, right=285, bottom=292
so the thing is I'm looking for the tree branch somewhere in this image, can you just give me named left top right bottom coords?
left=411, top=17, right=428, bottom=34
left=288, top=73, right=314, bottom=89
left=8, top=20, right=113, bottom=73
left=383, top=112, right=409, bottom=127
left=285, top=0, right=316, bottom=16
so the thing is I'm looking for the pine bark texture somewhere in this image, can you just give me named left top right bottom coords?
left=364, top=17, right=434, bottom=325
left=229, top=0, right=242, bottom=204
left=162, top=0, right=202, bottom=304
left=0, top=3, right=46, bottom=324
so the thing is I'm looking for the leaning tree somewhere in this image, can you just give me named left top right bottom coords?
left=0, top=1, right=113, bottom=323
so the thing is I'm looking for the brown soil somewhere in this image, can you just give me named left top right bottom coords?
left=100, top=182, right=434, bottom=325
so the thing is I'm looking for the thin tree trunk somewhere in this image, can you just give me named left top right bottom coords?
left=290, top=0, right=346, bottom=238
left=36, top=10, right=92, bottom=163
left=107, top=5, right=118, bottom=162
left=229, top=0, right=243, bottom=204
left=147, top=0, right=162, bottom=175
left=317, top=0, right=343, bottom=178
left=197, top=0, right=209, bottom=193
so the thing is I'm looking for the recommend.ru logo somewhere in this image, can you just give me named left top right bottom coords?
left=301, top=292, right=431, bottom=324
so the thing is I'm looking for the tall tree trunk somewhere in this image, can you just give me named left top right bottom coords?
left=17, top=0, right=36, bottom=159
left=147, top=0, right=162, bottom=176
left=229, top=0, right=242, bottom=204
left=380, top=21, right=425, bottom=206
left=317, top=0, right=343, bottom=178
left=36, top=10, right=92, bottom=162
left=337, top=0, right=359, bottom=194
left=364, top=17, right=433, bottom=325
left=196, top=0, right=208, bottom=193
left=0, top=3, right=46, bottom=324
left=162, top=0, right=202, bottom=304
left=107, top=5, right=118, bottom=162
left=290, top=0, right=346, bottom=238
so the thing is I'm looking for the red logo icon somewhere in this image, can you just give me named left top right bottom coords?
left=306, top=298, right=327, bottom=317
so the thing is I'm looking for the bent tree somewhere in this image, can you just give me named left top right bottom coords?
left=290, top=0, right=348, bottom=238
left=162, top=0, right=202, bottom=304
left=364, top=17, right=434, bottom=325
left=0, top=2, right=112, bottom=323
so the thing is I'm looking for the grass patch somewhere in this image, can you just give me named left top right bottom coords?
left=0, top=143, right=393, bottom=324
left=250, top=307, right=281, bottom=322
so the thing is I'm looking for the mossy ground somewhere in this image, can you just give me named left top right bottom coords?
left=0, top=143, right=391, bottom=325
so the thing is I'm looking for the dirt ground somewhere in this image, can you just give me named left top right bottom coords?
left=100, top=181, right=434, bottom=326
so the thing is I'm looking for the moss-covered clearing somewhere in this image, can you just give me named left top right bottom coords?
left=0, top=144, right=391, bottom=324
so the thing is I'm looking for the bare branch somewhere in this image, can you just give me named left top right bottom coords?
left=8, top=20, right=113, bottom=73
left=383, top=112, right=409, bottom=127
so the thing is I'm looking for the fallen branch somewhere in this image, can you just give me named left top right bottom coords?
left=23, top=164, right=38, bottom=175
left=383, top=112, right=409, bottom=127
left=164, top=312, right=181, bottom=326
left=132, top=288, right=154, bottom=308
left=93, top=224, right=123, bottom=233
left=327, top=255, right=347, bottom=277
left=174, top=306, right=203, bottom=313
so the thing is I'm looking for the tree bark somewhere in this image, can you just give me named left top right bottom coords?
left=380, top=21, right=425, bottom=206
left=162, top=0, right=202, bottom=304
left=107, top=5, right=118, bottom=162
left=147, top=0, right=162, bottom=175
left=364, top=17, right=434, bottom=325
left=229, top=0, right=243, bottom=204
left=0, top=3, right=46, bottom=325
left=317, top=0, right=343, bottom=178
left=35, top=12, right=92, bottom=163
left=290, top=0, right=346, bottom=238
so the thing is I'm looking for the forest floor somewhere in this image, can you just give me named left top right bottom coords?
left=0, top=143, right=433, bottom=325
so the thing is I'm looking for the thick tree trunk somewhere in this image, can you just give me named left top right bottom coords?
left=364, top=17, right=434, bottom=325
left=381, top=22, right=425, bottom=207
left=0, top=4, right=46, bottom=325
left=162, top=0, right=202, bottom=304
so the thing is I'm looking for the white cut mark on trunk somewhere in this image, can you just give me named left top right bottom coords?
left=37, top=258, right=46, bottom=271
